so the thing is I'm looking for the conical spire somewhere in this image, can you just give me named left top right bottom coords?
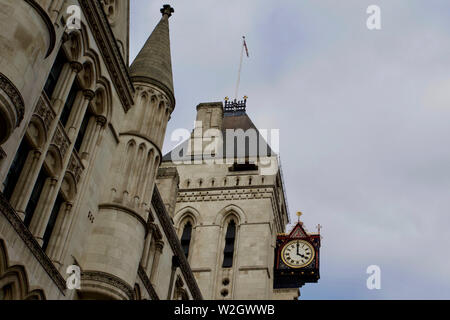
left=130, top=5, right=175, bottom=106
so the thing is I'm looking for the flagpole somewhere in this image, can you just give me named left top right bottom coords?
left=235, top=36, right=245, bottom=100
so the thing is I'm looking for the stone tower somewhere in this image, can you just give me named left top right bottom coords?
left=0, top=0, right=61, bottom=172
left=79, top=5, right=176, bottom=299
left=159, top=99, right=292, bottom=299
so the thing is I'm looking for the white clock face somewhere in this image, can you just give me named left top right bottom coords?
left=281, top=240, right=315, bottom=268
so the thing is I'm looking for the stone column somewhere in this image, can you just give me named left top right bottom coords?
left=10, top=149, right=43, bottom=220
left=80, top=115, right=107, bottom=162
left=28, top=177, right=59, bottom=245
left=7, top=62, right=82, bottom=223
left=47, top=202, right=73, bottom=265
left=141, top=225, right=155, bottom=270
left=51, top=61, right=82, bottom=115
left=167, top=256, right=180, bottom=300
left=150, top=240, right=164, bottom=283
left=66, top=89, right=95, bottom=141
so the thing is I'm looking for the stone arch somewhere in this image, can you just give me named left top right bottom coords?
left=45, top=145, right=63, bottom=177
left=84, top=50, right=102, bottom=85
left=64, top=29, right=84, bottom=61
left=153, top=155, right=160, bottom=173
left=173, top=206, right=202, bottom=227
left=150, top=94, right=157, bottom=106
left=130, top=143, right=147, bottom=197
left=95, top=77, right=112, bottom=120
left=120, top=139, right=137, bottom=193
left=78, top=60, right=96, bottom=90
left=134, top=283, right=142, bottom=300
left=214, top=204, right=248, bottom=226
left=91, top=91, right=104, bottom=117
left=0, top=240, right=46, bottom=300
left=61, top=172, right=77, bottom=201
left=26, top=115, right=47, bottom=148
left=140, top=148, right=156, bottom=200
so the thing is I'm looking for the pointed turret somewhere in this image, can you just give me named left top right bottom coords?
left=130, top=4, right=175, bottom=106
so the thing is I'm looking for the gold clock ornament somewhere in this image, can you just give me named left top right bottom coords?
left=281, top=240, right=315, bottom=268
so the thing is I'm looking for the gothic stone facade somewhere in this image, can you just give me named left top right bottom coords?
left=0, top=0, right=200, bottom=300
left=0, top=0, right=297, bottom=300
left=158, top=102, right=298, bottom=300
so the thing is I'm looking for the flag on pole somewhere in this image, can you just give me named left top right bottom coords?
left=243, top=36, right=249, bottom=58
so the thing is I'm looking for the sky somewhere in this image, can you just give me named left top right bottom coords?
left=129, top=0, right=450, bottom=299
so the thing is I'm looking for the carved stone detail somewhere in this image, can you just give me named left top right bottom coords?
left=0, top=72, right=25, bottom=128
left=81, top=270, right=134, bottom=300
left=0, top=193, right=66, bottom=293
left=34, top=96, right=56, bottom=133
left=70, top=61, right=83, bottom=74
left=52, top=125, right=70, bottom=158
left=67, top=153, right=84, bottom=183
left=151, top=188, right=203, bottom=300
left=96, top=115, right=107, bottom=127
left=78, top=0, right=134, bottom=111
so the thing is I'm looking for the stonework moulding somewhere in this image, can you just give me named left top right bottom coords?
left=78, top=0, right=134, bottom=111
left=0, top=72, right=25, bottom=129
left=0, top=193, right=66, bottom=293
left=151, top=188, right=203, bottom=300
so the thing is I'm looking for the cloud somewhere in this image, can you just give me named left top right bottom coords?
left=130, top=0, right=450, bottom=299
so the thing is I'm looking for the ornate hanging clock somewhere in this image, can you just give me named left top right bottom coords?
left=274, top=213, right=321, bottom=289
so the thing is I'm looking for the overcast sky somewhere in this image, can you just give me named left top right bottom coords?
left=130, top=0, right=450, bottom=299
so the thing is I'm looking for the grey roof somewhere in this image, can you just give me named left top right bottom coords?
left=162, top=111, right=276, bottom=162
left=129, top=6, right=175, bottom=106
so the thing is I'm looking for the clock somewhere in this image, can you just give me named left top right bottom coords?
left=281, top=240, right=315, bottom=268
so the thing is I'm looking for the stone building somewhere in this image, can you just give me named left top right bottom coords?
left=0, top=1, right=298, bottom=300
left=158, top=99, right=295, bottom=300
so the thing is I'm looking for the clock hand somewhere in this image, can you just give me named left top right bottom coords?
left=296, top=241, right=300, bottom=255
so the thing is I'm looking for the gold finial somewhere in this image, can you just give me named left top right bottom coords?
left=224, top=97, right=229, bottom=101
left=296, top=211, right=302, bottom=223
left=243, top=95, right=248, bottom=100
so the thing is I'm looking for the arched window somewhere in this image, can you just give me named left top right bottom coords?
left=222, top=220, right=236, bottom=268
left=24, top=167, right=49, bottom=227
left=60, top=80, right=81, bottom=127
left=2, top=137, right=32, bottom=201
left=0, top=284, right=13, bottom=300
left=180, top=222, right=192, bottom=258
left=43, top=49, right=67, bottom=99
left=74, top=109, right=92, bottom=152
left=42, top=193, right=65, bottom=252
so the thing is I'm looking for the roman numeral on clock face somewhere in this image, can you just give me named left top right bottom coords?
left=281, top=240, right=315, bottom=268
